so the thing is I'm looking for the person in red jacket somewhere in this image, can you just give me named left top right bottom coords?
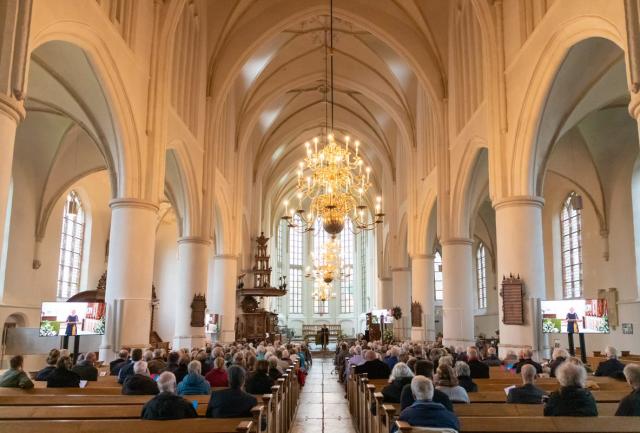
left=205, top=356, right=228, bottom=387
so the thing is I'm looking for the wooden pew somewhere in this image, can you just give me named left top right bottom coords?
left=386, top=402, right=619, bottom=417
left=0, top=418, right=254, bottom=433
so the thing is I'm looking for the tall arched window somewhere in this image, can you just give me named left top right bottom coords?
left=434, top=251, right=443, bottom=301
left=476, top=243, right=487, bottom=309
left=561, top=193, right=583, bottom=298
left=57, top=191, right=85, bottom=299
left=288, top=215, right=303, bottom=314
left=340, top=219, right=354, bottom=314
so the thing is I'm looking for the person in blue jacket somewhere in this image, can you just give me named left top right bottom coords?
left=397, top=376, right=460, bottom=432
left=177, top=360, right=211, bottom=395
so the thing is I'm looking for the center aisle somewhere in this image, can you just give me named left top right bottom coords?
left=291, top=354, right=356, bottom=433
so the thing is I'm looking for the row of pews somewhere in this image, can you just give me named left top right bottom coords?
left=0, top=361, right=301, bottom=433
left=346, top=362, right=640, bottom=433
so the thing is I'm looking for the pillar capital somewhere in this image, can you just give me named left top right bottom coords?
left=178, top=236, right=211, bottom=246
left=109, top=198, right=159, bottom=212
left=629, top=90, right=640, bottom=121
left=0, top=94, right=25, bottom=123
left=493, top=195, right=544, bottom=211
left=441, top=237, right=473, bottom=246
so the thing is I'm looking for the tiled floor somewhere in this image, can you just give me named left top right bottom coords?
left=290, top=354, right=356, bottom=433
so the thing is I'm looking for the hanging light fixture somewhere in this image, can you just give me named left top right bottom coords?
left=281, top=0, right=383, bottom=236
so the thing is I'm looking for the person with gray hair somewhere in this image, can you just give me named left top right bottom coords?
left=544, top=361, right=597, bottom=416
left=507, top=364, right=546, bottom=404
left=397, top=376, right=460, bottom=431
left=148, top=348, right=166, bottom=375
left=615, top=363, right=640, bottom=416
left=373, top=362, right=414, bottom=412
left=177, top=360, right=211, bottom=396
left=141, top=372, right=197, bottom=420
left=72, top=352, right=98, bottom=381
left=466, top=346, right=490, bottom=379
left=548, top=347, right=569, bottom=378
left=207, top=365, right=258, bottom=418
left=484, top=346, right=501, bottom=366
left=122, top=360, right=159, bottom=395
left=515, top=348, right=543, bottom=374
left=454, top=361, right=478, bottom=392
left=595, top=345, right=626, bottom=379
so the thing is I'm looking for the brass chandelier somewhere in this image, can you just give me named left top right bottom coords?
left=305, top=236, right=351, bottom=303
left=281, top=0, right=384, bottom=236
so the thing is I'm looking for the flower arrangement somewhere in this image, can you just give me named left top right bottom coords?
left=390, top=306, right=402, bottom=320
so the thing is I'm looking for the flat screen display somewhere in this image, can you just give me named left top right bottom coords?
left=541, top=299, right=609, bottom=334
left=39, top=302, right=106, bottom=337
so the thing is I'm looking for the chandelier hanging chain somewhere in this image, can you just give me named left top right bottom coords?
left=330, top=0, right=334, bottom=132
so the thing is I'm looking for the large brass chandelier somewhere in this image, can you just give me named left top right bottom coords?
left=281, top=0, right=384, bottom=236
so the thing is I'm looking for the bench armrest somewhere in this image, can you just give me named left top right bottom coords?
left=237, top=420, right=253, bottom=433
left=395, top=420, right=412, bottom=432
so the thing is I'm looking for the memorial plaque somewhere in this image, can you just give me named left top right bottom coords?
left=501, top=275, right=524, bottom=325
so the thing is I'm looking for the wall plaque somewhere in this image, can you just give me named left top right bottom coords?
left=501, top=274, right=524, bottom=325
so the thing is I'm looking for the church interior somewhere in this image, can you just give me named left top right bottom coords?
left=1, top=0, right=640, bottom=431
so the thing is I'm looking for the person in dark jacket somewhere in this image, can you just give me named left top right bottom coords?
left=398, top=376, right=459, bottom=432
left=47, top=356, right=81, bottom=388
left=246, top=360, right=274, bottom=395
left=616, top=363, right=640, bottom=416
left=466, top=347, right=489, bottom=378
left=382, top=363, right=414, bottom=402
left=0, top=355, right=34, bottom=389
left=118, top=348, right=143, bottom=384
left=594, top=346, right=625, bottom=379
left=454, top=361, right=478, bottom=392
left=35, top=348, right=60, bottom=381
left=354, top=350, right=391, bottom=379
left=164, top=352, right=189, bottom=384
left=110, top=349, right=129, bottom=376
left=515, top=348, right=543, bottom=374
left=267, top=356, right=283, bottom=382
left=400, top=360, right=453, bottom=411
left=141, top=372, right=197, bottom=420
left=72, top=352, right=98, bottom=381
left=147, top=349, right=166, bottom=375
left=507, top=364, right=547, bottom=404
left=544, top=361, right=597, bottom=416
left=122, top=361, right=159, bottom=395
left=207, top=365, right=257, bottom=418
left=177, top=360, right=211, bottom=396
left=548, top=348, right=569, bottom=378
left=483, top=347, right=502, bottom=367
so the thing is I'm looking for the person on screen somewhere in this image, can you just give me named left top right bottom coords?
left=616, top=363, right=640, bottom=416
left=566, top=307, right=580, bottom=334
left=0, top=355, right=34, bottom=389
left=594, top=346, right=625, bottom=379
left=65, top=309, right=79, bottom=336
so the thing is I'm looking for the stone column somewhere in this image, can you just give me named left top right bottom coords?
left=99, top=199, right=158, bottom=361
left=441, top=238, right=475, bottom=348
left=494, top=196, right=546, bottom=357
left=411, top=254, right=436, bottom=342
left=208, top=254, right=237, bottom=343
left=173, top=237, right=210, bottom=349
left=391, top=267, right=411, bottom=340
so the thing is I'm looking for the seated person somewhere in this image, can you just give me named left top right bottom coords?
left=483, top=347, right=502, bottom=366
left=118, top=348, right=143, bottom=384
left=502, top=350, right=518, bottom=370
left=382, top=362, right=414, bottom=403
left=35, top=349, right=60, bottom=381
left=466, top=347, right=489, bottom=378
left=246, top=360, right=275, bottom=395
left=267, top=356, right=283, bottom=381
left=206, top=365, right=257, bottom=418
left=507, top=364, right=546, bottom=404
left=515, top=348, right=543, bottom=374
left=547, top=348, right=569, bottom=378
left=544, top=361, right=597, bottom=416
left=147, top=349, right=166, bottom=375
left=398, top=376, right=460, bottom=432
left=109, top=349, right=129, bottom=376
left=615, top=363, right=640, bottom=416
left=354, top=350, right=391, bottom=379
left=401, top=360, right=453, bottom=411
left=594, top=346, right=625, bottom=379
left=122, top=361, right=159, bottom=395
left=141, top=372, right=197, bottom=420
left=47, top=356, right=81, bottom=388
left=205, top=356, right=229, bottom=387
left=0, top=355, right=34, bottom=389
left=72, top=352, right=98, bottom=381
left=454, top=361, right=477, bottom=392
left=435, top=364, right=469, bottom=403
left=384, top=347, right=400, bottom=370
left=177, top=360, right=211, bottom=396
left=343, top=346, right=365, bottom=381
